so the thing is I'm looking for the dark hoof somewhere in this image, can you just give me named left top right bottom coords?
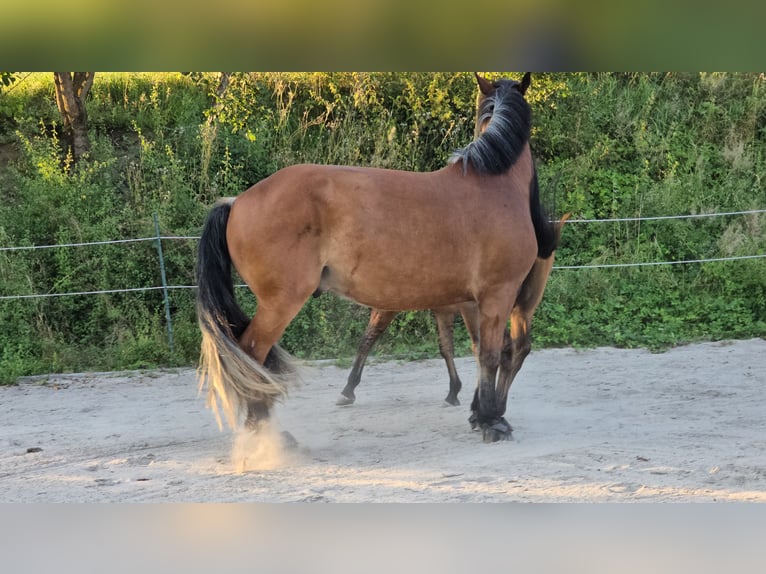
left=444, top=395, right=460, bottom=407
left=482, top=420, right=512, bottom=443
left=470, top=413, right=512, bottom=434
left=336, top=393, right=355, bottom=406
left=281, top=430, right=299, bottom=450
left=482, top=426, right=511, bottom=443
left=469, top=416, right=512, bottom=442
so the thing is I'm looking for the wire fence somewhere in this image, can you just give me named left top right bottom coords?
left=2, top=209, right=764, bottom=302
left=565, top=208, right=766, bottom=224
left=4, top=209, right=766, bottom=254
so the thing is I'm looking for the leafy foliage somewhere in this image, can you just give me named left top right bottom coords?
left=0, top=72, right=764, bottom=383
left=0, top=72, right=17, bottom=89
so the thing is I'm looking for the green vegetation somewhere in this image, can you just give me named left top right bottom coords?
left=1, top=72, right=764, bottom=383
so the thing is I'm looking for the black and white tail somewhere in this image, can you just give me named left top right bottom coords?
left=196, top=198, right=295, bottom=429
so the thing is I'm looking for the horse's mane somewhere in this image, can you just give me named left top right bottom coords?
left=449, top=79, right=531, bottom=175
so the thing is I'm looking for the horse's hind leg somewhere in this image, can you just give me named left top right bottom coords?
left=495, top=310, right=531, bottom=419
left=495, top=253, right=557, bottom=424
left=238, top=295, right=309, bottom=431
left=337, top=309, right=396, bottom=406
left=246, top=400, right=271, bottom=432
left=434, top=310, right=462, bottom=406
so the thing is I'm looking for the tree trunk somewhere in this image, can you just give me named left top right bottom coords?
left=53, top=72, right=95, bottom=163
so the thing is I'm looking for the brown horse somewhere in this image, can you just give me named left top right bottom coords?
left=196, top=73, right=561, bottom=442
left=336, top=214, right=569, bottom=411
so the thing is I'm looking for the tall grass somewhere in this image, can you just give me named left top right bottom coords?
left=0, top=72, right=764, bottom=383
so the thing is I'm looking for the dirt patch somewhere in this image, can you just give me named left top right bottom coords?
left=2, top=339, right=765, bottom=502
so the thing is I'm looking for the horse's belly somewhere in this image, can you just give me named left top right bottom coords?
left=319, top=260, right=474, bottom=311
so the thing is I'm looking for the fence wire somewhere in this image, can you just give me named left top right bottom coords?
left=565, top=208, right=766, bottom=224
left=1, top=209, right=764, bottom=300
left=553, top=253, right=766, bottom=270
left=3, top=209, right=766, bottom=252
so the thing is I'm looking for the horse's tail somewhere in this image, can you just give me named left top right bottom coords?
left=529, top=166, right=559, bottom=259
left=516, top=212, right=571, bottom=312
left=196, top=197, right=295, bottom=430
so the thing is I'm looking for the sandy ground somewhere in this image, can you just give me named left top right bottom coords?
left=1, top=338, right=765, bottom=502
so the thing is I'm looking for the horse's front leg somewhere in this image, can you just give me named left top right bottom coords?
left=469, top=326, right=513, bottom=433
left=472, top=294, right=516, bottom=442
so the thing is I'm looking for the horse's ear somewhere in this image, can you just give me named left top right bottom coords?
left=518, top=72, right=531, bottom=95
left=474, top=73, right=494, bottom=96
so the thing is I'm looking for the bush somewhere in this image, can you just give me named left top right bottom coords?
left=1, top=72, right=764, bottom=383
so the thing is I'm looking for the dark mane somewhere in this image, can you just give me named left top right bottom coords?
left=449, top=79, right=531, bottom=175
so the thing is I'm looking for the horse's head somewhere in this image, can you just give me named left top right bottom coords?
left=451, top=72, right=534, bottom=174
left=473, top=73, right=531, bottom=137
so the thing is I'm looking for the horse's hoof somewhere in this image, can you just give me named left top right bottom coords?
left=482, top=422, right=512, bottom=443
left=336, top=394, right=355, bottom=406
left=281, top=430, right=299, bottom=450
left=444, top=396, right=460, bottom=407
left=479, top=417, right=512, bottom=442
left=468, top=412, right=479, bottom=430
